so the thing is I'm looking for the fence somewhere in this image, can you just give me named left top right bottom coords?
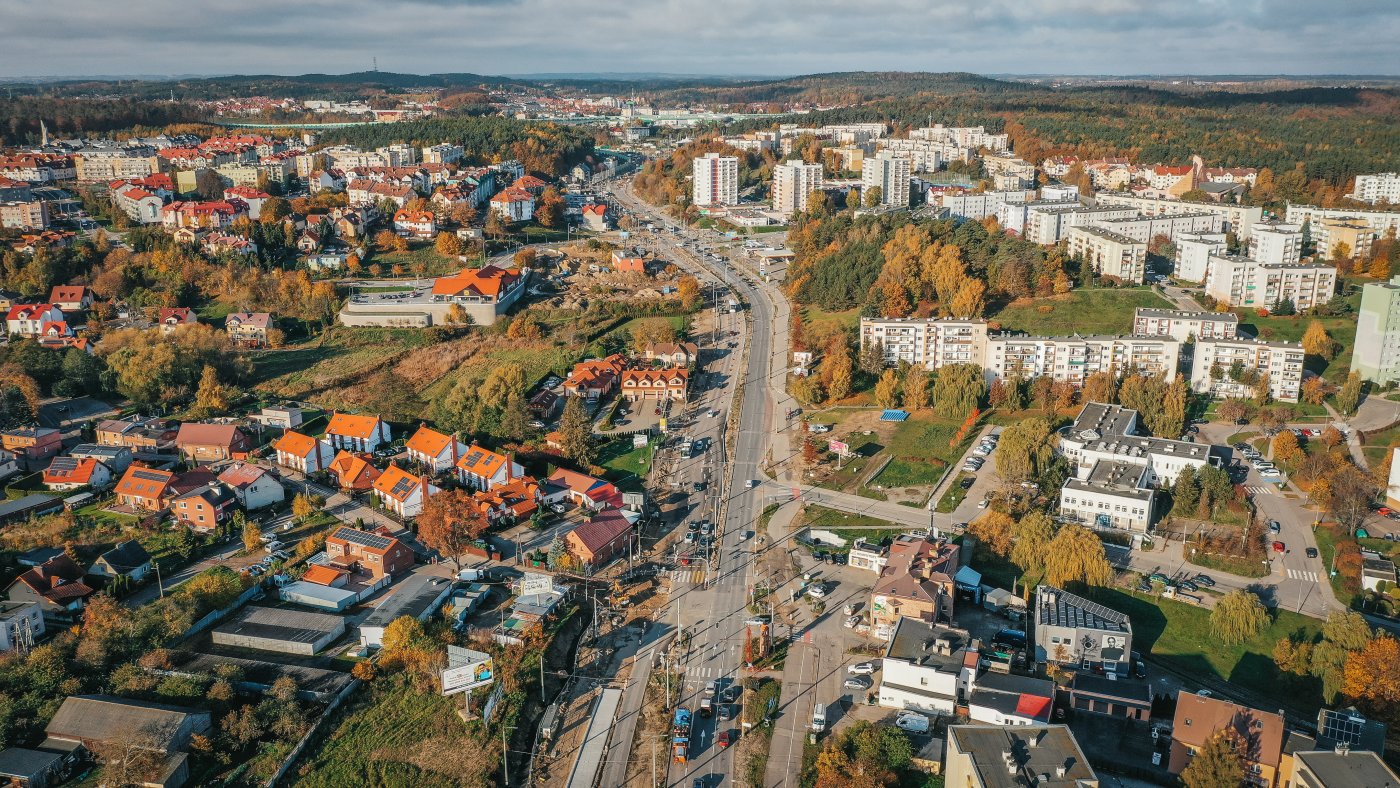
left=264, top=677, right=362, bottom=787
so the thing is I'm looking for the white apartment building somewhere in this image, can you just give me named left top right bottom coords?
left=861, top=152, right=911, bottom=207
left=74, top=149, right=159, bottom=182
left=1131, top=308, right=1238, bottom=342
left=692, top=152, right=739, bottom=207
left=1286, top=204, right=1400, bottom=237
left=997, top=198, right=1079, bottom=235
left=1092, top=212, right=1223, bottom=244
left=877, top=619, right=974, bottom=715
left=1061, top=462, right=1156, bottom=533
left=1203, top=255, right=1337, bottom=311
left=1191, top=338, right=1305, bottom=402
left=1247, top=222, right=1304, bottom=266
left=911, top=124, right=1010, bottom=151
left=878, top=138, right=958, bottom=172
left=1094, top=192, right=1264, bottom=239
left=1353, top=275, right=1400, bottom=385
left=985, top=334, right=1180, bottom=387
left=939, top=189, right=1037, bottom=221
left=771, top=159, right=823, bottom=216
left=983, top=154, right=1036, bottom=189
left=1065, top=226, right=1147, bottom=284
left=1174, top=232, right=1227, bottom=282
left=421, top=143, right=464, bottom=165
left=860, top=317, right=989, bottom=370
left=1024, top=205, right=1137, bottom=245
left=1349, top=173, right=1400, bottom=205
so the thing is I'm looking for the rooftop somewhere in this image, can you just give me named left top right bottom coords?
left=211, top=605, right=345, bottom=646
left=1294, top=749, right=1400, bottom=788
left=1134, top=308, right=1238, bottom=323
left=1035, top=586, right=1130, bottom=633
left=884, top=618, right=969, bottom=672
left=361, top=573, right=452, bottom=631
left=948, top=724, right=1096, bottom=788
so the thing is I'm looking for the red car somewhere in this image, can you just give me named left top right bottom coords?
left=718, top=730, right=733, bottom=748
left=1273, top=541, right=1286, bottom=553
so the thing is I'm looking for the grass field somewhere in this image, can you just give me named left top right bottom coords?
left=369, top=242, right=462, bottom=277
left=597, top=436, right=655, bottom=492
left=873, top=457, right=944, bottom=488
left=935, top=473, right=973, bottom=513
left=1360, top=420, right=1400, bottom=467
left=1234, top=286, right=1362, bottom=383
left=802, top=504, right=908, bottom=545
left=989, top=287, right=1173, bottom=335
left=801, top=304, right=860, bottom=333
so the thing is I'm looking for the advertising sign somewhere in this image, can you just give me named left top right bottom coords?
left=521, top=572, right=554, bottom=598
left=827, top=439, right=850, bottom=456
left=442, top=647, right=495, bottom=696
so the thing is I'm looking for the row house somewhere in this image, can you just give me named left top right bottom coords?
left=456, top=444, right=525, bottom=491
left=0, top=154, right=76, bottom=182
left=620, top=368, right=689, bottom=400
left=405, top=425, right=468, bottom=474
left=11, top=231, right=76, bottom=254
left=96, top=416, right=177, bottom=452
left=160, top=200, right=247, bottom=231
left=272, top=431, right=335, bottom=474
left=326, top=412, right=391, bottom=452
left=1, top=428, right=63, bottom=470
left=5, top=303, right=63, bottom=337
left=225, top=311, right=273, bottom=348
left=371, top=464, right=438, bottom=519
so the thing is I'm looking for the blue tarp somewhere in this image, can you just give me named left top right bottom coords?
left=880, top=409, right=909, bottom=421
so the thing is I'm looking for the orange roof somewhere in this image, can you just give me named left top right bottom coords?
left=48, top=285, right=88, bottom=303
left=330, top=450, right=378, bottom=480
left=565, top=354, right=627, bottom=390
left=327, top=412, right=385, bottom=440
left=114, top=465, right=175, bottom=499
left=373, top=464, right=427, bottom=502
left=393, top=210, right=435, bottom=223
left=430, top=265, right=520, bottom=299
left=274, top=430, right=319, bottom=457
left=44, top=457, right=101, bottom=485
left=406, top=425, right=458, bottom=458
left=456, top=445, right=509, bottom=478
left=302, top=564, right=348, bottom=586
left=622, top=368, right=688, bottom=388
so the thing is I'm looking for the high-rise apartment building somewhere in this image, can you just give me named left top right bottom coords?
left=1354, top=276, right=1400, bottom=385
left=1350, top=172, right=1400, bottom=205
left=861, top=152, right=911, bottom=207
left=1203, top=255, right=1336, bottom=311
left=1247, top=221, right=1304, bottom=265
left=771, top=159, right=823, bottom=216
left=1174, top=232, right=1227, bottom=282
left=691, top=152, right=739, bottom=207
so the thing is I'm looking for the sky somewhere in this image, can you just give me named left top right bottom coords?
left=2, top=0, right=1399, bottom=79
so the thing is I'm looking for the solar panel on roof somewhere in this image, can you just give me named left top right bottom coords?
left=50, top=458, right=77, bottom=471
left=1319, top=709, right=1367, bottom=746
left=333, top=527, right=394, bottom=550
left=132, top=470, right=168, bottom=482
left=390, top=476, right=417, bottom=497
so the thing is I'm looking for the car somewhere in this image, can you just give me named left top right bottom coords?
left=684, top=532, right=696, bottom=544
left=745, top=616, right=770, bottom=626
left=1179, top=580, right=1199, bottom=592
left=1306, top=547, right=1319, bottom=558
left=708, top=409, right=720, bottom=418
left=693, top=779, right=705, bottom=788
left=1273, top=541, right=1286, bottom=553
left=1268, top=520, right=1282, bottom=533
left=704, top=681, right=717, bottom=697
left=959, top=477, right=975, bottom=490
left=688, top=521, right=701, bottom=532
left=746, top=479, right=758, bottom=489
left=1194, top=574, right=1216, bottom=587
left=694, top=481, right=707, bottom=492
left=847, top=661, right=877, bottom=675
left=719, top=704, right=733, bottom=721
left=1148, top=572, right=1169, bottom=584
left=894, top=711, right=930, bottom=733
left=844, top=615, right=861, bottom=628
left=550, top=503, right=567, bottom=514
left=844, top=676, right=872, bottom=690
left=807, top=584, right=828, bottom=599
left=1136, top=580, right=1152, bottom=593
left=977, top=498, right=989, bottom=509
left=701, top=523, right=715, bottom=535
left=717, top=729, right=733, bottom=748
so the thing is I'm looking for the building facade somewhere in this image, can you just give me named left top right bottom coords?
left=1355, top=275, right=1400, bottom=385
left=861, top=152, right=911, bottom=207
left=1190, top=338, right=1305, bottom=402
left=859, top=317, right=989, bottom=370
left=1203, top=255, right=1337, bottom=311
left=771, top=159, right=823, bottom=216
left=1065, top=226, right=1147, bottom=284
left=1131, top=308, right=1238, bottom=342
left=691, top=153, right=739, bottom=207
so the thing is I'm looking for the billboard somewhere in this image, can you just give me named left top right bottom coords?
left=442, top=646, right=495, bottom=696
left=521, top=572, right=554, bottom=597
left=827, top=439, right=850, bottom=456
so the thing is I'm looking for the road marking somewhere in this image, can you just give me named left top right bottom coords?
left=1287, top=569, right=1319, bottom=582
left=1246, top=485, right=1275, bottom=496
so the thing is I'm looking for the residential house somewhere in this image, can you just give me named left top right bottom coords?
left=5, top=304, right=63, bottom=337
left=66, top=444, right=132, bottom=474
left=225, top=312, right=274, bottom=348
left=172, top=483, right=236, bottom=532
left=273, top=431, right=333, bottom=474
left=216, top=462, right=285, bottom=511
left=581, top=203, right=609, bottom=232
left=41, top=457, right=113, bottom=492
left=158, top=307, right=197, bottom=334
left=1169, top=693, right=1284, bottom=787
left=643, top=342, right=700, bottom=367
left=405, top=424, right=467, bottom=474
left=473, top=476, right=540, bottom=524
left=0, top=448, right=19, bottom=483
left=46, top=286, right=92, bottom=312
left=426, top=264, right=526, bottom=326
left=869, top=534, right=961, bottom=634
left=610, top=252, right=647, bottom=274
left=564, top=354, right=627, bottom=400
left=620, top=368, right=689, bottom=400
left=5, top=555, right=94, bottom=619
left=489, top=187, right=535, bottom=222
left=302, top=564, right=349, bottom=588
left=1, top=428, right=63, bottom=469
left=329, top=451, right=381, bottom=491
left=945, top=725, right=1099, bottom=788
left=174, top=423, right=251, bottom=464
left=88, top=540, right=153, bottom=584
left=114, top=466, right=177, bottom=511
left=160, top=199, right=247, bottom=231
left=202, top=232, right=256, bottom=256
left=347, top=179, right=414, bottom=208
left=547, top=468, right=621, bottom=510
left=877, top=618, right=974, bottom=715
left=96, top=416, right=176, bottom=452
left=456, top=444, right=525, bottom=491
left=221, top=186, right=270, bottom=219
left=44, top=695, right=211, bottom=788
left=325, top=412, right=391, bottom=452
left=371, top=464, right=438, bottom=518
left=251, top=406, right=302, bottom=431
left=393, top=210, right=436, bottom=238
left=0, top=601, right=44, bottom=653
left=1066, top=673, right=1154, bottom=721
left=967, top=672, right=1055, bottom=726
left=296, top=229, right=322, bottom=254
left=1033, top=585, right=1133, bottom=675
left=325, top=526, right=415, bottom=579
left=564, top=507, right=636, bottom=568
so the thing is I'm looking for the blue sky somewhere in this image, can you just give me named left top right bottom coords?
left=2, top=0, right=1397, bottom=78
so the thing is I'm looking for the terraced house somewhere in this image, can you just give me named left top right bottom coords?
left=325, top=412, right=391, bottom=452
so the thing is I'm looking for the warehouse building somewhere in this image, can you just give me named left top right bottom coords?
left=210, top=606, right=346, bottom=655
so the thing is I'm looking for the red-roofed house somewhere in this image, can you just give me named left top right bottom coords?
left=372, top=464, right=439, bottom=518
left=565, top=507, right=635, bottom=568
left=325, top=525, right=414, bottom=579
left=430, top=265, right=524, bottom=308
left=610, top=251, right=647, bottom=274
left=393, top=210, right=437, bottom=239
left=490, top=188, right=535, bottom=222
left=302, top=564, right=349, bottom=588
left=405, top=425, right=467, bottom=474
left=225, top=312, right=274, bottom=348
left=1, top=427, right=63, bottom=469
left=43, top=457, right=113, bottom=492
left=621, top=368, right=689, bottom=401
left=158, top=307, right=197, bottom=334
left=456, top=444, right=525, bottom=491
left=114, top=465, right=177, bottom=511
left=203, top=232, right=257, bottom=256
left=6, top=303, right=63, bottom=337
left=160, top=200, right=247, bottom=231
left=564, top=354, right=626, bottom=401
left=222, top=186, right=271, bottom=219
left=511, top=175, right=549, bottom=195
left=547, top=468, right=621, bottom=510
left=274, top=431, right=334, bottom=474
left=48, top=286, right=93, bottom=312
left=581, top=203, right=609, bottom=232
left=175, top=423, right=251, bottom=464
left=1148, top=165, right=1195, bottom=195
left=474, top=476, right=540, bottom=523
left=217, top=462, right=285, bottom=510
left=5, top=554, right=94, bottom=618
left=329, top=451, right=382, bottom=491
left=326, top=412, right=391, bottom=452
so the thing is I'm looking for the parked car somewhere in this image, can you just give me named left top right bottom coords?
left=844, top=676, right=872, bottom=690
left=1305, top=547, right=1319, bottom=558
left=844, top=615, right=861, bottom=628
left=807, top=584, right=828, bottom=599
left=895, top=711, right=929, bottom=733
left=1273, top=541, right=1286, bottom=553
left=717, top=729, right=732, bottom=748
left=847, top=661, right=877, bottom=675
left=745, top=615, right=770, bottom=626
left=1268, top=520, right=1282, bottom=534
left=1194, top=574, right=1216, bottom=587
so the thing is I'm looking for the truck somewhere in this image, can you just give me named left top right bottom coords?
left=726, top=299, right=739, bottom=313
left=810, top=703, right=827, bottom=732
left=672, top=708, right=693, bottom=763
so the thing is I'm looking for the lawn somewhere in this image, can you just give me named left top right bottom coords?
left=1359, top=420, right=1400, bottom=467
left=873, top=457, right=945, bottom=488
left=597, top=436, right=655, bottom=493
left=801, top=304, right=860, bottom=333
left=368, top=241, right=462, bottom=277
left=988, top=287, right=1173, bottom=335
left=935, top=474, right=973, bottom=513
left=882, top=412, right=978, bottom=487
left=1233, top=286, right=1362, bottom=383
left=802, top=504, right=909, bottom=545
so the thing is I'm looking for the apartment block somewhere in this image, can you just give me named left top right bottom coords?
left=1065, top=226, right=1147, bottom=284
left=910, top=124, right=1011, bottom=152
left=1191, top=338, right=1305, bottom=402
left=1090, top=211, right=1223, bottom=244
left=691, top=152, right=738, bottom=207
left=0, top=200, right=49, bottom=230
left=1024, top=205, right=1137, bottom=245
left=1353, top=275, right=1400, bottom=385
left=985, top=334, right=1180, bottom=387
left=1286, top=203, right=1400, bottom=237
left=997, top=198, right=1079, bottom=235
left=878, top=138, right=959, bottom=172
left=771, top=159, right=823, bottom=216
left=1349, top=172, right=1400, bottom=205
left=861, top=151, right=911, bottom=207
left=1314, top=216, right=1377, bottom=260
left=1131, top=308, right=1238, bottom=342
left=1204, top=255, right=1337, bottom=311
left=859, top=317, right=989, bottom=370
left=1174, top=232, right=1227, bottom=282
left=1094, top=192, right=1264, bottom=238
left=1247, top=221, right=1304, bottom=265
left=74, top=150, right=160, bottom=182
left=938, top=189, right=1038, bottom=221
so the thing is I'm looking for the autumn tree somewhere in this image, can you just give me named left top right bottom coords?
left=536, top=186, right=566, bottom=228
left=824, top=339, right=854, bottom=401
left=862, top=186, right=882, bottom=208
left=1011, top=512, right=1054, bottom=577
left=1341, top=635, right=1400, bottom=723
left=1210, top=590, right=1269, bottom=645
left=874, top=369, right=901, bottom=409
left=996, top=417, right=1057, bottom=484
left=1081, top=371, right=1118, bottom=405
left=191, top=365, right=230, bottom=417
left=1312, top=610, right=1373, bottom=703
left=242, top=516, right=263, bottom=553
left=434, top=231, right=463, bottom=258
left=902, top=367, right=930, bottom=411
left=557, top=395, right=596, bottom=466
left=291, top=492, right=319, bottom=522
left=969, top=511, right=1014, bottom=557
left=1043, top=524, right=1112, bottom=587
left=1180, top=729, right=1246, bottom=788
left=1337, top=371, right=1363, bottom=415
left=1301, top=321, right=1338, bottom=360
left=676, top=275, right=702, bottom=310
left=417, top=488, right=489, bottom=570
left=1272, top=431, right=1302, bottom=466
left=630, top=317, right=677, bottom=351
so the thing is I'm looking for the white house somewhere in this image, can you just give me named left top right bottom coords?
left=455, top=444, right=525, bottom=491
left=405, top=425, right=468, bottom=474
left=372, top=465, right=439, bottom=518
left=877, top=618, right=973, bottom=715
left=217, top=462, right=286, bottom=511
left=272, top=431, right=335, bottom=474
left=325, top=412, right=391, bottom=453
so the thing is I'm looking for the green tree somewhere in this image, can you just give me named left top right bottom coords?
left=1210, top=589, right=1269, bottom=645
left=1172, top=469, right=1201, bottom=516
left=558, top=395, right=595, bottom=466
left=995, top=417, right=1056, bottom=484
left=873, top=369, right=901, bottom=410
left=932, top=363, right=983, bottom=418
left=1312, top=610, right=1373, bottom=703
left=858, top=339, right=885, bottom=376
left=1337, top=371, right=1363, bottom=415
left=1043, top=524, right=1112, bottom=587
left=1011, top=512, right=1054, bottom=577
left=1180, top=729, right=1246, bottom=788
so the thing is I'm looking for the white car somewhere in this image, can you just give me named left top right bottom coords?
left=847, top=661, right=877, bottom=675
left=844, top=615, right=861, bottom=629
left=746, top=479, right=758, bottom=489
left=807, top=584, right=828, bottom=599
left=977, top=498, right=990, bottom=509
left=895, top=711, right=930, bottom=733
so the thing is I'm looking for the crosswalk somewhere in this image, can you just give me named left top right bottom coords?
left=1286, top=568, right=1320, bottom=582
left=670, top=569, right=707, bottom=585
left=685, top=665, right=721, bottom=678
left=1245, top=485, right=1275, bottom=497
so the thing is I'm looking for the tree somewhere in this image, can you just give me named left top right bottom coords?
left=557, top=395, right=595, bottom=466
left=677, top=275, right=702, bottom=310
left=242, top=516, right=262, bottom=553
left=1011, top=512, right=1054, bottom=576
left=948, top=278, right=987, bottom=318
left=536, top=186, right=565, bottom=228
left=902, top=367, right=930, bottom=411
left=191, top=365, right=229, bottom=417
left=1043, top=524, right=1112, bottom=587
left=417, top=488, right=489, bottom=571
left=291, top=492, right=318, bottom=522
left=1337, top=371, right=1363, bottom=415
left=1302, top=321, right=1338, bottom=360
left=1172, top=469, right=1201, bottom=516
left=1180, top=729, right=1246, bottom=788
left=1272, top=431, right=1302, bottom=466
left=1210, top=590, right=1269, bottom=645
left=969, top=511, right=1014, bottom=557
left=1341, top=635, right=1400, bottom=722
left=381, top=615, right=427, bottom=657
left=825, top=340, right=855, bottom=402
left=874, top=369, right=901, bottom=409
left=478, top=362, right=528, bottom=404
left=1313, top=610, right=1374, bottom=703
left=1082, top=371, right=1118, bottom=405
left=996, top=417, right=1056, bottom=484
left=1328, top=463, right=1377, bottom=535
left=932, top=363, right=983, bottom=417
left=434, top=231, right=463, bottom=258
left=857, top=339, right=885, bottom=377
left=863, top=186, right=882, bottom=208
left=629, top=317, right=677, bottom=352
left=259, top=196, right=292, bottom=225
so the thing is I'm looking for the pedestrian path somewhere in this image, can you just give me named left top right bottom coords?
left=1286, top=568, right=1320, bottom=582
left=1245, top=485, right=1275, bottom=496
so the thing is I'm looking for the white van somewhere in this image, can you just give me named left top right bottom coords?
left=895, top=711, right=929, bottom=733
left=810, top=703, right=827, bottom=732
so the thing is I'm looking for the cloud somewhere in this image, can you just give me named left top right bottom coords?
left=0, top=0, right=1396, bottom=78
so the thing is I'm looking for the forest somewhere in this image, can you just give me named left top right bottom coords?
left=314, top=116, right=599, bottom=178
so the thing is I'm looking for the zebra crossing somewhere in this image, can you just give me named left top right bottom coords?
left=684, top=665, right=721, bottom=678
left=1286, top=568, right=1319, bottom=582
left=1244, top=485, right=1275, bottom=497
left=670, top=569, right=707, bottom=585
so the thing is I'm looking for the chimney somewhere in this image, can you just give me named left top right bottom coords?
left=1056, top=765, right=1068, bottom=778
left=1028, top=730, right=1041, bottom=748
